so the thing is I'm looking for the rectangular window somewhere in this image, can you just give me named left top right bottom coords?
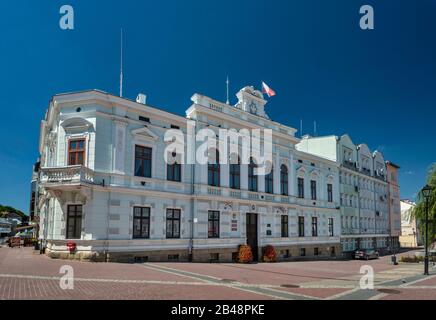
left=265, top=170, right=274, bottom=194
left=300, top=248, right=306, bottom=257
left=133, top=207, right=150, bottom=239
left=314, top=247, right=319, bottom=256
left=328, top=218, right=334, bottom=237
left=170, top=124, right=180, bottom=129
left=66, top=205, right=82, bottom=239
left=312, top=217, right=318, bottom=237
left=298, top=178, right=304, bottom=198
left=139, top=116, right=150, bottom=123
left=230, top=163, right=240, bottom=189
left=208, top=211, right=220, bottom=238
left=298, top=216, right=305, bottom=237
left=135, top=145, right=152, bottom=178
left=68, top=139, right=85, bottom=166
left=167, top=162, right=181, bottom=182
left=327, top=184, right=333, bottom=202
left=281, top=215, right=289, bottom=238
left=166, top=209, right=181, bottom=239
left=311, top=180, right=317, bottom=200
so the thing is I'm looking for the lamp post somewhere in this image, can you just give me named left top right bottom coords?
left=421, top=185, right=432, bottom=276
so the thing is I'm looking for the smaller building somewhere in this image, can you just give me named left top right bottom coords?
left=0, top=218, right=12, bottom=237
left=399, top=200, right=422, bottom=247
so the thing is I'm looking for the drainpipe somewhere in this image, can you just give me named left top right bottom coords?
left=188, top=118, right=197, bottom=262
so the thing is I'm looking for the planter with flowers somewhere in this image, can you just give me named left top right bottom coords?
left=237, top=245, right=253, bottom=263
left=262, top=245, right=277, bottom=263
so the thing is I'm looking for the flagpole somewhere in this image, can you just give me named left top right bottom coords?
left=226, top=76, right=230, bottom=105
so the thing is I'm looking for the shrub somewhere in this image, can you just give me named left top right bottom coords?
left=237, top=245, right=253, bottom=263
left=262, top=245, right=277, bottom=263
left=399, top=255, right=429, bottom=263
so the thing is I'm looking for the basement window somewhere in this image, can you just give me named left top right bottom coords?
left=210, top=253, right=219, bottom=263
left=168, top=254, right=179, bottom=261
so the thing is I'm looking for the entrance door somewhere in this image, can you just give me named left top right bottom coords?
left=246, top=213, right=259, bottom=261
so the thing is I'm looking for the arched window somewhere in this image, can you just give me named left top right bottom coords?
left=167, top=152, right=181, bottom=182
left=229, top=156, right=240, bottom=190
left=265, top=164, right=274, bottom=194
left=280, top=164, right=288, bottom=196
left=208, top=149, right=220, bottom=187
left=248, top=158, right=258, bottom=192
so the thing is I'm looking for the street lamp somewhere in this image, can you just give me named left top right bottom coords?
left=421, top=184, right=433, bottom=276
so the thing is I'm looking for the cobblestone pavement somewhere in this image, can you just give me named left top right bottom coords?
left=0, top=247, right=435, bottom=300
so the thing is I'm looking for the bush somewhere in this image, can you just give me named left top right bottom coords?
left=237, top=245, right=253, bottom=263
left=399, top=255, right=436, bottom=263
left=262, top=245, right=277, bottom=263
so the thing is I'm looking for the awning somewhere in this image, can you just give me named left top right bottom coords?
left=15, top=225, right=35, bottom=231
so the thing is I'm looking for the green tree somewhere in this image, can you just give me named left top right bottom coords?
left=412, top=163, right=436, bottom=247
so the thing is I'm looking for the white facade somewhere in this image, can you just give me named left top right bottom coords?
left=297, top=134, right=400, bottom=253
left=35, top=87, right=342, bottom=262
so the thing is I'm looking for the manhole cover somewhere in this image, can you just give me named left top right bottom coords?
left=220, top=279, right=236, bottom=283
left=377, top=289, right=401, bottom=295
left=281, top=284, right=300, bottom=288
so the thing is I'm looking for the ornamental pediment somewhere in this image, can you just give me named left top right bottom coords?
left=131, top=127, right=159, bottom=141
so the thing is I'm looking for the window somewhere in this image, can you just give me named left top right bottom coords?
left=229, top=157, right=240, bottom=189
left=167, top=152, right=181, bottom=182
left=298, top=178, right=304, bottom=198
left=168, top=254, right=179, bottom=261
left=265, top=164, right=274, bottom=194
left=328, top=218, right=334, bottom=236
left=312, top=217, right=318, bottom=237
left=300, top=248, right=306, bottom=257
left=208, top=150, right=220, bottom=187
left=311, top=180, right=317, bottom=200
left=133, top=207, right=150, bottom=239
left=139, top=116, right=150, bottom=123
left=66, top=205, right=82, bottom=239
left=314, top=247, right=319, bottom=256
left=280, top=165, right=288, bottom=196
left=166, top=209, right=181, bottom=239
left=248, top=158, right=258, bottom=192
left=327, top=184, right=333, bottom=202
left=135, top=145, right=152, bottom=178
left=298, top=216, right=305, bottom=237
left=170, top=124, right=180, bottom=129
left=208, top=211, right=220, bottom=238
left=68, top=139, right=85, bottom=166
left=281, top=215, right=289, bottom=237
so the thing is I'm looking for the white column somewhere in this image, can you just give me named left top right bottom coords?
left=289, top=154, right=295, bottom=196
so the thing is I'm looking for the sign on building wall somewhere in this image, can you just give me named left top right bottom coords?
left=231, top=214, right=238, bottom=232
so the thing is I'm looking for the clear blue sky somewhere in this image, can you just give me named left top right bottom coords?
left=0, top=0, right=435, bottom=213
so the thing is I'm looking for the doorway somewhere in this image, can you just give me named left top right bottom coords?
left=246, top=213, right=259, bottom=261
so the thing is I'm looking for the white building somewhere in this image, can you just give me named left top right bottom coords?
left=35, top=86, right=342, bottom=262
left=296, top=134, right=399, bottom=254
left=399, top=200, right=421, bottom=247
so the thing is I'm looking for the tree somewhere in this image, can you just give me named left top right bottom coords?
left=412, top=163, right=436, bottom=247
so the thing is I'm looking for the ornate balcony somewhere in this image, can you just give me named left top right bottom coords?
left=40, top=166, right=95, bottom=186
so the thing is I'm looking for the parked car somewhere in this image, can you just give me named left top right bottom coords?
left=354, top=249, right=379, bottom=260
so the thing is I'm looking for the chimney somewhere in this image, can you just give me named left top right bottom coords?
left=136, top=93, right=147, bottom=105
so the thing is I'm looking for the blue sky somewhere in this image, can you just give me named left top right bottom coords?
left=0, top=0, right=435, bottom=213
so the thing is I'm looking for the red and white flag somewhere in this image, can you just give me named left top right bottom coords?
left=262, top=81, right=276, bottom=98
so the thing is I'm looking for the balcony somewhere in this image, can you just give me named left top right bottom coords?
left=342, top=160, right=358, bottom=171
left=361, top=168, right=372, bottom=176
left=40, top=166, right=95, bottom=186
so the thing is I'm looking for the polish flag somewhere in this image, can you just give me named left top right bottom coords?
left=262, top=82, right=276, bottom=98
